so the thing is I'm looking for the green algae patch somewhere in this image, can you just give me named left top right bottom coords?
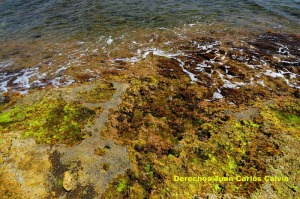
left=0, top=107, right=24, bottom=127
left=0, top=81, right=121, bottom=145
left=0, top=95, right=95, bottom=145
left=275, top=111, right=300, bottom=125
left=260, top=99, right=300, bottom=138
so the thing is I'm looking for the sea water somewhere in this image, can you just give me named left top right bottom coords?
left=0, top=0, right=299, bottom=93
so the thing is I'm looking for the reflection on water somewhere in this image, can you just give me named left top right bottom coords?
left=0, top=0, right=299, bottom=40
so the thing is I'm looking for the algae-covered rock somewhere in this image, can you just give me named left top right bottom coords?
left=1, top=31, right=300, bottom=198
left=0, top=81, right=133, bottom=198
left=0, top=81, right=121, bottom=145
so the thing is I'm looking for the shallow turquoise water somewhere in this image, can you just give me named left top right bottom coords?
left=0, top=0, right=299, bottom=41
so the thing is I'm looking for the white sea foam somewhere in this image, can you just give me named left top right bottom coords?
left=55, top=65, right=69, bottom=75
left=50, top=76, right=75, bottom=87
left=192, top=41, right=220, bottom=52
left=290, top=73, right=297, bottom=79
left=85, top=69, right=94, bottom=73
left=280, top=60, right=299, bottom=65
left=263, top=70, right=285, bottom=78
left=12, top=67, right=39, bottom=89
left=176, top=58, right=199, bottom=82
left=142, top=48, right=183, bottom=59
left=115, top=57, right=140, bottom=63
left=195, top=63, right=212, bottom=71
left=246, top=64, right=263, bottom=69
left=223, top=82, right=238, bottom=88
left=182, top=67, right=199, bottom=82
left=106, top=37, right=113, bottom=45
left=213, top=89, right=224, bottom=99
left=257, top=80, right=265, bottom=86
left=277, top=47, right=289, bottom=55
left=3, top=35, right=299, bottom=96
left=92, top=48, right=98, bottom=53
left=0, top=62, right=78, bottom=94
left=284, top=78, right=300, bottom=89
left=0, top=80, right=8, bottom=92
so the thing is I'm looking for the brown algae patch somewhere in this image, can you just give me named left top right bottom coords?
left=100, top=47, right=299, bottom=198
left=101, top=76, right=299, bottom=198
left=94, top=32, right=299, bottom=198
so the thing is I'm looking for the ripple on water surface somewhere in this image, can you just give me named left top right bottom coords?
left=0, top=0, right=299, bottom=94
left=0, top=0, right=299, bottom=40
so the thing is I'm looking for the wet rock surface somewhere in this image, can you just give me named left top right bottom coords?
left=0, top=32, right=299, bottom=198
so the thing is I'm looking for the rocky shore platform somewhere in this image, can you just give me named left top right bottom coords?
left=0, top=32, right=299, bottom=198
